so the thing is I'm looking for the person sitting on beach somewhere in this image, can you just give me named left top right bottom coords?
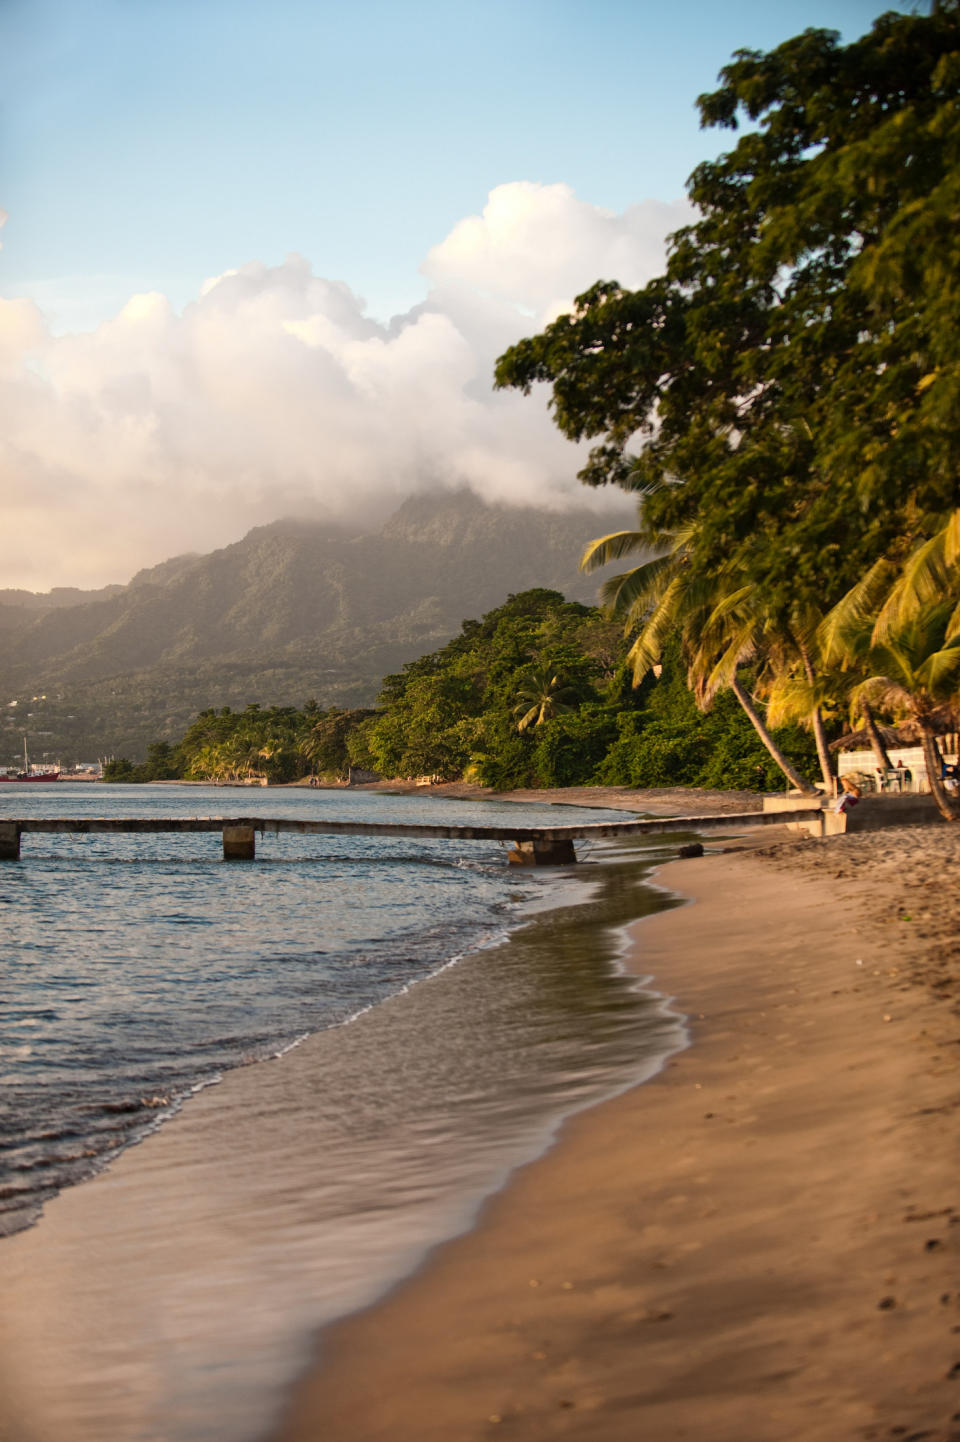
left=835, top=776, right=861, bottom=813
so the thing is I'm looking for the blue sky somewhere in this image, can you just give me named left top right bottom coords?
left=0, top=0, right=914, bottom=589
left=2, top=0, right=905, bottom=329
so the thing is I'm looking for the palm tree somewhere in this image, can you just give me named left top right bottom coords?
left=817, top=511, right=960, bottom=818
left=513, top=665, right=578, bottom=732
left=821, top=594, right=960, bottom=821
left=580, top=527, right=821, bottom=795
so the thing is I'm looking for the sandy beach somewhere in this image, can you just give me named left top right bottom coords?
left=2, top=791, right=958, bottom=1442
left=274, top=821, right=960, bottom=1442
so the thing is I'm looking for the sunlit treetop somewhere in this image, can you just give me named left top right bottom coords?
left=495, top=4, right=960, bottom=615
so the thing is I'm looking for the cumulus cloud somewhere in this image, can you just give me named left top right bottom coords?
left=424, top=181, right=690, bottom=316
left=0, top=183, right=692, bottom=590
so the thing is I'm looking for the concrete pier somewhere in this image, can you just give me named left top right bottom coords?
left=222, top=825, right=256, bottom=861
left=0, top=807, right=824, bottom=866
left=762, top=791, right=948, bottom=837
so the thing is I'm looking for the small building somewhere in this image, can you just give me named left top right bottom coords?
left=833, top=721, right=958, bottom=793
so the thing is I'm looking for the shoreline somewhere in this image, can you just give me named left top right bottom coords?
left=135, top=776, right=770, bottom=817
left=0, top=819, right=686, bottom=1442
left=273, top=826, right=960, bottom=1442
left=3, top=800, right=957, bottom=1441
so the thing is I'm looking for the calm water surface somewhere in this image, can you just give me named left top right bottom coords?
left=0, top=783, right=692, bottom=1442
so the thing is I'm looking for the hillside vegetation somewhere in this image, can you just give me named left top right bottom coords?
left=106, top=589, right=818, bottom=791
left=1, top=494, right=630, bottom=764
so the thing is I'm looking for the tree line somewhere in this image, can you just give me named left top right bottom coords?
left=103, top=588, right=819, bottom=790
left=495, top=5, right=960, bottom=819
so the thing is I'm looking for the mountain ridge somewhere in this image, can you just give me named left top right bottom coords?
left=0, top=492, right=637, bottom=762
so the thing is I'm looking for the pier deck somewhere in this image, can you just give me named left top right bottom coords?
left=0, top=808, right=818, bottom=864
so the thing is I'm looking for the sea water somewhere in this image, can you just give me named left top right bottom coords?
left=0, top=784, right=690, bottom=1442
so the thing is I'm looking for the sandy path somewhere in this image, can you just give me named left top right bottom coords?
left=274, top=828, right=960, bottom=1442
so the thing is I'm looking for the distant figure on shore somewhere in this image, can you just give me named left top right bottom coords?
left=835, top=776, right=861, bottom=814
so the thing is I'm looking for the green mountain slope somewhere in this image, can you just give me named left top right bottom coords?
left=0, top=493, right=635, bottom=762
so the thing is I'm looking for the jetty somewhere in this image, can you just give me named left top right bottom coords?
left=0, top=806, right=821, bottom=865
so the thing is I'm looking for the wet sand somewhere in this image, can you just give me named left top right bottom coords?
left=275, top=824, right=960, bottom=1442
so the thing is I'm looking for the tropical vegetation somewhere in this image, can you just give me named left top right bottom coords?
left=104, top=590, right=819, bottom=790
left=494, top=6, right=960, bottom=810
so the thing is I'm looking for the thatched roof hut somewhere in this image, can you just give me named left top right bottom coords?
left=830, top=706, right=960, bottom=754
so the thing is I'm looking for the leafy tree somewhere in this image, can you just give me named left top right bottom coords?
left=530, top=704, right=619, bottom=787
left=299, top=708, right=375, bottom=779
left=101, top=742, right=182, bottom=783
left=581, top=526, right=822, bottom=793
left=172, top=704, right=311, bottom=783
left=495, top=7, right=960, bottom=743
left=139, top=741, right=182, bottom=780
left=102, top=757, right=137, bottom=782
left=595, top=638, right=818, bottom=791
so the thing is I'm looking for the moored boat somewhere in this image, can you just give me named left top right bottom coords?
left=0, top=770, right=61, bottom=782
left=0, top=737, right=61, bottom=782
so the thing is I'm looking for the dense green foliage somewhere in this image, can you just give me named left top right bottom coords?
left=495, top=7, right=960, bottom=612
left=105, top=703, right=376, bottom=786
left=494, top=7, right=960, bottom=799
left=111, top=590, right=819, bottom=790
left=102, top=743, right=181, bottom=784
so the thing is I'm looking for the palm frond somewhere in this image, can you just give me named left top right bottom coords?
left=877, top=541, right=953, bottom=639
left=624, top=575, right=689, bottom=683
left=514, top=704, right=540, bottom=732
left=694, top=618, right=760, bottom=704
left=704, top=584, right=756, bottom=625
left=580, top=530, right=647, bottom=573
left=765, top=672, right=818, bottom=727
left=818, top=558, right=896, bottom=664
left=946, top=509, right=960, bottom=567
left=849, top=675, right=913, bottom=725
left=598, top=553, right=677, bottom=616
left=916, top=642, right=960, bottom=696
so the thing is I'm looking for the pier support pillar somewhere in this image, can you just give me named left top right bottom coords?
left=222, top=825, right=256, bottom=861
left=0, top=822, right=20, bottom=861
left=507, top=838, right=577, bottom=867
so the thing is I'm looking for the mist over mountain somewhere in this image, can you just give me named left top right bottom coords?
left=0, top=492, right=636, bottom=762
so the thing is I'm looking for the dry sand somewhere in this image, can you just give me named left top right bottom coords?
left=275, top=824, right=960, bottom=1442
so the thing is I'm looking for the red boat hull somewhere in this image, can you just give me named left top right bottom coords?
left=0, top=772, right=61, bottom=783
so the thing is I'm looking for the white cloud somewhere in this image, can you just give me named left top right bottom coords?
left=0, top=183, right=690, bottom=590
left=423, top=181, right=692, bottom=313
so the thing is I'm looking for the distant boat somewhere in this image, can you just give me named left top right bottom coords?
left=0, top=737, right=61, bottom=783
left=0, top=771, right=61, bottom=783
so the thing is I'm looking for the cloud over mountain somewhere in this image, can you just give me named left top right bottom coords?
left=0, top=183, right=691, bottom=590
